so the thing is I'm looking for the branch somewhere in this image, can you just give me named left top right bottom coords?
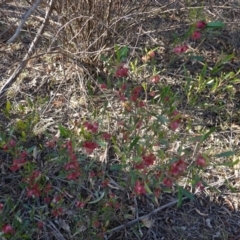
left=105, top=197, right=187, bottom=235
left=0, top=0, right=54, bottom=98
left=7, top=0, right=43, bottom=44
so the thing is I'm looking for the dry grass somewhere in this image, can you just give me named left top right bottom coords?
left=0, top=0, right=240, bottom=239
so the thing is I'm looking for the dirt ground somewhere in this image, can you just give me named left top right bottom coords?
left=1, top=1, right=240, bottom=239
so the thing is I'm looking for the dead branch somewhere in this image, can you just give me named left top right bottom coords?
left=7, top=0, right=43, bottom=44
left=0, top=0, right=54, bottom=98
left=105, top=197, right=187, bottom=236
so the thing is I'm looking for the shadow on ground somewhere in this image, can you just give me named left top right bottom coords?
left=107, top=190, right=240, bottom=240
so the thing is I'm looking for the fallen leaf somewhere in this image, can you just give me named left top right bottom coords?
left=195, top=208, right=209, bottom=216
left=141, top=217, right=154, bottom=228
left=206, top=218, right=212, bottom=228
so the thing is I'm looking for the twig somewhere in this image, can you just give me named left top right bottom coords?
left=47, top=220, right=67, bottom=240
left=7, top=0, right=43, bottom=44
left=2, top=8, right=61, bottom=27
left=105, top=197, right=187, bottom=236
left=0, top=0, right=54, bottom=98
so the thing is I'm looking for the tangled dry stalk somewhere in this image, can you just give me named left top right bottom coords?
left=1, top=1, right=240, bottom=239
left=0, top=0, right=158, bottom=96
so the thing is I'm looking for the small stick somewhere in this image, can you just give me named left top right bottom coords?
left=7, top=0, right=43, bottom=44
left=106, top=197, right=187, bottom=235
left=0, top=0, right=54, bottom=98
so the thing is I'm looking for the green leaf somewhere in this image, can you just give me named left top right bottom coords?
left=223, top=71, right=234, bottom=80
left=177, top=186, right=194, bottom=205
left=182, top=24, right=196, bottom=41
left=5, top=100, right=11, bottom=116
left=96, top=140, right=107, bottom=148
left=211, top=66, right=223, bottom=75
left=58, top=124, right=71, bottom=138
left=215, top=159, right=239, bottom=167
left=169, top=157, right=180, bottom=164
left=119, top=46, right=129, bottom=60
left=6, top=100, right=11, bottom=111
left=21, top=131, right=26, bottom=141
left=200, top=62, right=207, bottom=78
left=115, top=45, right=120, bottom=62
left=27, top=145, right=37, bottom=154
left=177, top=186, right=183, bottom=207
left=231, top=78, right=240, bottom=84
left=215, top=151, right=235, bottom=158
left=141, top=82, right=147, bottom=91
left=129, top=136, right=140, bottom=151
left=228, top=185, right=238, bottom=193
left=200, top=127, right=216, bottom=142
left=182, top=188, right=194, bottom=200
left=27, top=98, right=34, bottom=108
left=189, top=55, right=204, bottom=62
left=144, top=181, right=152, bottom=194
left=88, top=191, right=105, bottom=204
left=100, top=54, right=108, bottom=62
left=220, top=53, right=234, bottom=64
left=163, top=188, right=172, bottom=193
left=157, top=115, right=168, bottom=124
left=110, top=164, right=123, bottom=171
left=159, top=138, right=169, bottom=147
left=206, top=21, right=224, bottom=28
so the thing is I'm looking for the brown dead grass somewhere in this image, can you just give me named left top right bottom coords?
left=0, top=0, right=240, bottom=239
